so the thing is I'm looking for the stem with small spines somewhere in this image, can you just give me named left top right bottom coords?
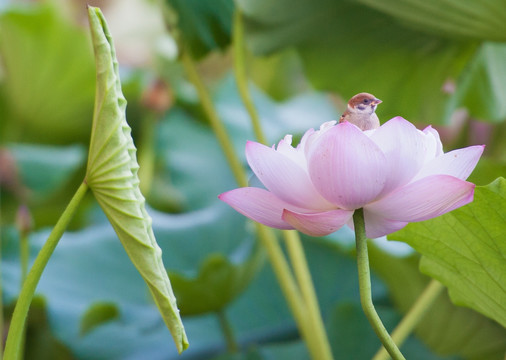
left=179, top=36, right=331, bottom=358
left=373, top=279, right=444, bottom=360
left=353, top=208, right=405, bottom=360
left=4, top=182, right=89, bottom=360
left=233, top=10, right=333, bottom=359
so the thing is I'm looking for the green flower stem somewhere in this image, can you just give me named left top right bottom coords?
left=217, top=310, right=239, bottom=353
left=232, top=10, right=267, bottom=146
left=255, top=224, right=319, bottom=357
left=232, top=15, right=332, bottom=358
left=373, top=279, right=444, bottom=360
left=180, top=50, right=248, bottom=188
left=232, top=13, right=332, bottom=358
left=283, top=230, right=334, bottom=360
left=4, top=182, right=88, bottom=360
left=181, top=44, right=328, bottom=359
left=180, top=48, right=313, bottom=354
left=353, top=209, right=405, bottom=360
left=0, top=214, right=4, bottom=360
left=19, top=233, right=29, bottom=285
left=18, top=230, right=29, bottom=360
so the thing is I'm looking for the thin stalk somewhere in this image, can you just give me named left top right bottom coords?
left=232, top=14, right=332, bottom=358
left=283, top=230, right=334, bottom=360
left=217, top=310, right=239, bottom=353
left=4, top=182, right=88, bottom=360
left=373, top=280, right=444, bottom=360
left=0, top=209, right=4, bottom=360
left=180, top=41, right=331, bottom=359
left=232, top=10, right=267, bottom=145
left=18, top=230, right=29, bottom=360
left=255, top=224, right=320, bottom=358
left=353, top=209, right=405, bottom=360
left=180, top=50, right=248, bottom=188
left=19, top=233, right=29, bottom=285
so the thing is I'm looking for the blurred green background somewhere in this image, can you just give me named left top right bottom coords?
left=0, top=0, right=505, bottom=359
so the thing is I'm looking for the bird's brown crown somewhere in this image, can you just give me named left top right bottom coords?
left=349, top=93, right=381, bottom=109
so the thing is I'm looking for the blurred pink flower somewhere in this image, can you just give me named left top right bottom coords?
left=219, top=117, right=484, bottom=238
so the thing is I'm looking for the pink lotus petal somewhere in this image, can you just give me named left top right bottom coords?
left=423, top=125, right=444, bottom=158
left=369, top=117, right=428, bottom=194
left=366, top=175, right=475, bottom=222
left=364, top=210, right=408, bottom=238
left=298, top=127, right=316, bottom=149
left=420, top=125, right=445, bottom=165
left=282, top=208, right=354, bottom=237
left=412, top=145, right=484, bottom=182
left=307, top=122, right=387, bottom=209
left=275, top=135, right=308, bottom=171
left=304, top=121, right=337, bottom=154
left=218, top=187, right=303, bottom=230
left=246, top=141, right=334, bottom=209
left=346, top=212, right=407, bottom=238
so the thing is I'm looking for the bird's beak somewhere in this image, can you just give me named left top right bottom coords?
left=372, top=99, right=382, bottom=106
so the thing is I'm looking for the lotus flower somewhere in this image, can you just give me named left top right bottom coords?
left=219, top=117, right=484, bottom=238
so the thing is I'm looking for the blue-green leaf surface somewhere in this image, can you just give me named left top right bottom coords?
left=8, top=144, right=86, bottom=199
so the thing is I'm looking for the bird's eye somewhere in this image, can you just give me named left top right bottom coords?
left=363, top=99, right=370, bottom=104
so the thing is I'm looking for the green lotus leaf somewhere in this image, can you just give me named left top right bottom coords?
left=0, top=3, right=95, bottom=144
left=1, top=144, right=87, bottom=228
left=236, top=0, right=477, bottom=125
left=8, top=144, right=86, bottom=199
left=5, top=296, right=75, bottom=360
left=391, top=177, right=506, bottom=328
left=467, top=157, right=506, bottom=186
left=165, top=0, right=234, bottom=58
left=328, top=302, right=454, bottom=360
left=447, top=42, right=506, bottom=123
left=357, top=0, right=506, bottom=42
left=85, top=6, right=188, bottom=353
left=169, top=239, right=265, bottom=316
left=80, top=302, right=120, bottom=336
left=368, top=245, right=506, bottom=359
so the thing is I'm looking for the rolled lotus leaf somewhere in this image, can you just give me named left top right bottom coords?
left=86, top=6, right=188, bottom=353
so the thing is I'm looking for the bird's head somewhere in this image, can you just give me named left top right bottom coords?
left=347, top=93, right=382, bottom=115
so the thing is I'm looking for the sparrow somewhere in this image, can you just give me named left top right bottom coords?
left=339, top=93, right=382, bottom=131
